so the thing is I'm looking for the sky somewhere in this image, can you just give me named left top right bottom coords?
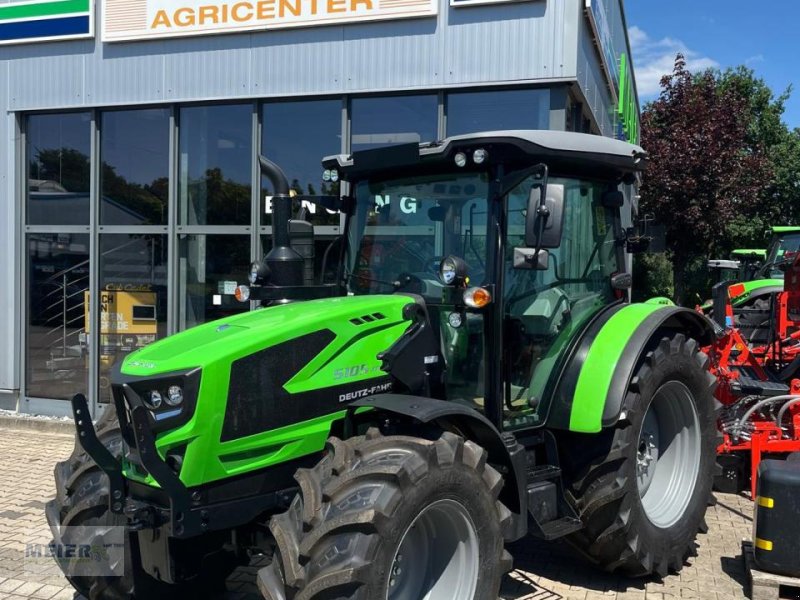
left=624, top=0, right=800, bottom=129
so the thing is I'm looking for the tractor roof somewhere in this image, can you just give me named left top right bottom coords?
left=731, top=249, right=766, bottom=258
left=323, top=130, right=647, bottom=181
left=771, top=226, right=800, bottom=235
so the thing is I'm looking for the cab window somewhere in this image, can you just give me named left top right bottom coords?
left=503, top=177, right=620, bottom=429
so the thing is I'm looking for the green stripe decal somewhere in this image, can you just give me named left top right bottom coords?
left=0, top=0, right=89, bottom=22
left=570, top=303, right=664, bottom=433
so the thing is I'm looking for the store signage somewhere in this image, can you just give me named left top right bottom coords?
left=0, top=0, right=94, bottom=45
left=617, top=53, right=638, bottom=145
left=584, top=0, right=619, bottom=101
left=450, top=0, right=536, bottom=7
left=102, top=0, right=437, bottom=42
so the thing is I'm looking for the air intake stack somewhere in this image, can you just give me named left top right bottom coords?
left=259, top=155, right=304, bottom=287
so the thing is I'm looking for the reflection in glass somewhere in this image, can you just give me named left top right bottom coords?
left=27, top=113, right=91, bottom=225
left=101, top=109, right=170, bottom=225
left=179, top=105, right=252, bottom=225
left=26, top=233, right=90, bottom=400
left=98, top=235, right=168, bottom=403
left=351, top=95, right=438, bottom=152
left=446, top=89, right=550, bottom=137
left=262, top=99, right=343, bottom=226
left=179, top=235, right=250, bottom=329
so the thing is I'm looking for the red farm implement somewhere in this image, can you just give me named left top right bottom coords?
left=705, top=256, right=800, bottom=498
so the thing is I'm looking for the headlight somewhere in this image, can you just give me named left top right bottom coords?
left=454, top=152, right=468, bottom=168
left=439, top=256, right=468, bottom=287
left=144, top=390, right=163, bottom=409
left=473, top=148, right=488, bottom=164
left=166, top=385, right=184, bottom=407
left=248, top=261, right=271, bottom=286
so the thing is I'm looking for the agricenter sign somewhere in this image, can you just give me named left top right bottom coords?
left=102, top=0, right=437, bottom=42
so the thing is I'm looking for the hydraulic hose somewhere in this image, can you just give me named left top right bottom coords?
left=733, top=395, right=800, bottom=439
left=776, top=397, right=800, bottom=436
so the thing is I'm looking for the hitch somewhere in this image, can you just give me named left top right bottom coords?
left=70, top=394, right=126, bottom=514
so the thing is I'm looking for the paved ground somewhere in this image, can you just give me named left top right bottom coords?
left=0, top=426, right=759, bottom=600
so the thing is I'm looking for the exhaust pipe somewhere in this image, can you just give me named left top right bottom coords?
left=259, top=155, right=304, bottom=286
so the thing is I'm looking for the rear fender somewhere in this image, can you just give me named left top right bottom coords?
left=548, top=305, right=715, bottom=433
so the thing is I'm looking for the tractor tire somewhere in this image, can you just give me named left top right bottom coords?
left=733, top=297, right=773, bottom=344
left=258, top=428, right=513, bottom=600
left=48, top=408, right=237, bottom=599
left=47, top=408, right=175, bottom=600
left=557, top=333, right=717, bottom=578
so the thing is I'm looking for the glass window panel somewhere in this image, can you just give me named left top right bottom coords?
left=98, top=234, right=168, bottom=404
left=27, top=113, right=91, bottom=225
left=101, top=109, right=170, bottom=226
left=260, top=235, right=343, bottom=285
left=179, top=235, right=250, bottom=329
left=179, top=104, right=252, bottom=226
left=446, top=89, right=550, bottom=137
left=26, top=233, right=90, bottom=400
left=261, top=99, right=343, bottom=227
left=351, top=95, right=438, bottom=152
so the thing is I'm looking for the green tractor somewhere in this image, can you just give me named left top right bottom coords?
left=705, top=227, right=800, bottom=340
left=706, top=226, right=800, bottom=310
left=47, top=131, right=718, bottom=600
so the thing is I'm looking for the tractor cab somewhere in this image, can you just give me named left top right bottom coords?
left=244, top=131, right=646, bottom=431
left=759, top=226, right=800, bottom=279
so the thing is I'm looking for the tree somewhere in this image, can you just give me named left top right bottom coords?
left=30, top=148, right=90, bottom=192
left=639, top=55, right=772, bottom=304
left=717, top=67, right=795, bottom=248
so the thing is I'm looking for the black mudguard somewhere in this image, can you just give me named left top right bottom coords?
left=348, top=394, right=528, bottom=542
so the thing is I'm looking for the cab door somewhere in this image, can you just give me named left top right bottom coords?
left=501, top=176, right=623, bottom=430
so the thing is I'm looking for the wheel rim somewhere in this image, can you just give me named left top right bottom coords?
left=636, top=380, right=701, bottom=529
left=387, top=499, right=479, bottom=600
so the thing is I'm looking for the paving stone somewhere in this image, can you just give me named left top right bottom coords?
left=0, top=427, right=758, bottom=600
left=0, top=579, right=24, bottom=593
left=29, top=585, right=63, bottom=599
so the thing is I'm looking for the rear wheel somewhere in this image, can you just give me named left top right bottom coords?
left=258, top=428, right=513, bottom=600
left=558, top=334, right=717, bottom=577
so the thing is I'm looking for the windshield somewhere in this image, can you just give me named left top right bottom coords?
left=762, top=233, right=800, bottom=278
left=346, top=171, right=490, bottom=298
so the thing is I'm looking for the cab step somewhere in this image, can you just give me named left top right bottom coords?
left=537, top=516, right=584, bottom=541
left=526, top=464, right=562, bottom=483
left=525, top=444, right=583, bottom=540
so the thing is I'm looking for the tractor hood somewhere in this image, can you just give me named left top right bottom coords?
left=113, top=294, right=422, bottom=489
left=119, top=295, right=416, bottom=378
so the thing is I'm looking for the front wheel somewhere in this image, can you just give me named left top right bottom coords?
left=558, top=333, right=717, bottom=577
left=258, top=428, right=513, bottom=600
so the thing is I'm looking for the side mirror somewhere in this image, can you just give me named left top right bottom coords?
left=428, top=206, right=447, bottom=222
left=513, top=248, right=549, bottom=271
left=525, top=183, right=565, bottom=249
left=601, top=190, right=624, bottom=208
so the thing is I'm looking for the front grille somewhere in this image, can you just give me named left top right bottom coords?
left=222, top=330, right=336, bottom=442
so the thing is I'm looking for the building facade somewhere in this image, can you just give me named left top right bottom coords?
left=0, top=0, right=640, bottom=416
